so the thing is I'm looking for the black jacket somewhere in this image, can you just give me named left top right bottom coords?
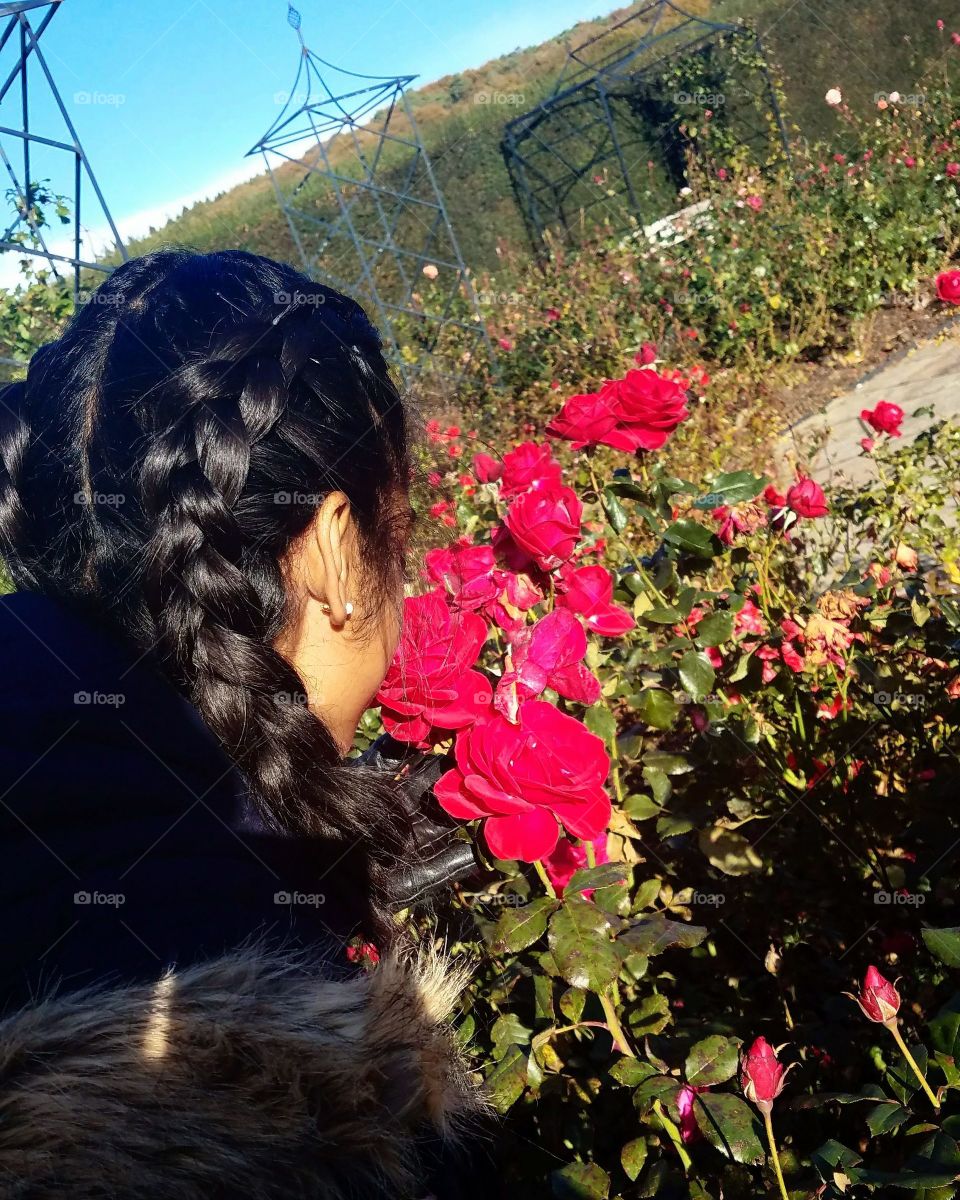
left=0, top=592, right=490, bottom=1198
left=0, top=590, right=375, bottom=1011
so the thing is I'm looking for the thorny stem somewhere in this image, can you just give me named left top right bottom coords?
left=762, top=1110, right=790, bottom=1200
left=887, top=1021, right=940, bottom=1111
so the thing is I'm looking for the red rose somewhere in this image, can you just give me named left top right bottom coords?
left=636, top=341, right=658, bottom=365
left=546, top=390, right=619, bottom=449
left=499, top=441, right=563, bottom=499
left=556, top=563, right=635, bottom=636
left=503, top=485, right=582, bottom=571
left=786, top=476, right=829, bottom=518
left=472, top=452, right=502, bottom=484
left=494, top=609, right=600, bottom=721
left=936, top=269, right=960, bottom=304
left=423, top=541, right=499, bottom=612
left=741, top=1036, right=788, bottom=1113
left=851, top=965, right=901, bottom=1024
left=434, top=700, right=611, bottom=861
left=861, top=400, right=903, bottom=437
left=599, top=368, right=690, bottom=452
left=542, top=833, right=609, bottom=897
left=376, top=590, right=491, bottom=747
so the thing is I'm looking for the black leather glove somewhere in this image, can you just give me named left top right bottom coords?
left=354, top=735, right=483, bottom=908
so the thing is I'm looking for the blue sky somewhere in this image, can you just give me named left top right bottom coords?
left=5, top=0, right=617, bottom=254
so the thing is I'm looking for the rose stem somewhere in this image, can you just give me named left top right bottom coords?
left=762, top=1111, right=790, bottom=1200
left=584, top=839, right=597, bottom=868
left=533, top=859, right=557, bottom=899
left=599, top=988, right=634, bottom=1057
left=887, top=1023, right=940, bottom=1110
left=653, top=1099, right=693, bottom=1173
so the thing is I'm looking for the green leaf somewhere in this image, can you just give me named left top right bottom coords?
left=620, top=1137, right=648, bottom=1182
left=929, top=993, right=960, bottom=1059
left=491, top=898, right=559, bottom=954
left=609, top=1057, right=659, bottom=1086
left=624, top=793, right=661, bottom=820
left=663, top=518, right=720, bottom=558
left=865, top=1100, right=911, bottom=1136
left=685, top=1034, right=742, bottom=1087
left=559, top=987, right=585, bottom=1023
left=633, top=688, right=678, bottom=730
left=629, top=991, right=672, bottom=1037
left=679, top=650, right=715, bottom=699
left=695, top=1092, right=765, bottom=1164
left=633, top=878, right=662, bottom=910
left=491, top=1013, right=532, bottom=1055
left=567, top=863, right=629, bottom=894
left=694, top=470, right=767, bottom=509
left=485, top=1045, right=527, bottom=1112
left=551, top=1162, right=610, bottom=1200
left=643, top=751, right=693, bottom=775
left=697, top=610, right=734, bottom=647
left=924, top=928, right=960, bottom=968
left=886, top=1041, right=930, bottom=1104
left=602, top=488, right=628, bottom=534
left=619, top=914, right=707, bottom=956
left=548, top=898, right=621, bottom=992
left=642, top=767, right=672, bottom=808
left=584, top=704, right=617, bottom=741
left=641, top=604, right=683, bottom=624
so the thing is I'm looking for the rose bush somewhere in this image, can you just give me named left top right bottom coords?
left=356, top=329, right=960, bottom=1196
left=356, top=24, right=960, bottom=1198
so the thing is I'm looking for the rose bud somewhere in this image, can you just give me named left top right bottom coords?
left=850, top=965, right=901, bottom=1025
left=740, top=1036, right=789, bottom=1114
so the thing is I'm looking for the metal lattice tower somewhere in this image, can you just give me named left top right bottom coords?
left=248, top=4, right=493, bottom=403
left=502, top=0, right=788, bottom=252
left=0, top=1, right=126, bottom=302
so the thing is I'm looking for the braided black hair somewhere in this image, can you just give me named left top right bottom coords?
left=0, top=248, right=415, bottom=929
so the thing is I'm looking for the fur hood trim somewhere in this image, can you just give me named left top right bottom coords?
left=0, top=944, right=483, bottom=1199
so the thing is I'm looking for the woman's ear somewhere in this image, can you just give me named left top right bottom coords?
left=299, top=490, right=354, bottom=626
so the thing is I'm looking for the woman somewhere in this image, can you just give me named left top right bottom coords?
left=0, top=249, right=487, bottom=1198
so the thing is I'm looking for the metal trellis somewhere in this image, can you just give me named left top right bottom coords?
left=248, top=4, right=495, bottom=404
left=502, top=0, right=789, bottom=253
left=0, top=0, right=126, bottom=315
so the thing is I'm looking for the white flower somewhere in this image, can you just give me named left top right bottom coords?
left=422, top=263, right=439, bottom=280
left=825, top=87, right=842, bottom=106
left=888, top=90, right=901, bottom=103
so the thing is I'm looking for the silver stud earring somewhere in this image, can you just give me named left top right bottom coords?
left=344, top=602, right=354, bottom=617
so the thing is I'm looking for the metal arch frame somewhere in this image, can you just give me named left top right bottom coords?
left=0, top=0, right=126, bottom=312
left=248, top=4, right=495, bottom=401
left=502, top=0, right=790, bottom=253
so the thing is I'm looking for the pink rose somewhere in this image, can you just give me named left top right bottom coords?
left=948, top=162, right=960, bottom=177
left=376, top=590, right=491, bottom=747
left=546, top=390, right=620, bottom=449
left=434, top=700, right=611, bottom=861
left=636, top=341, right=658, bottom=365
left=860, top=399, right=903, bottom=437
left=503, top=485, right=582, bottom=571
left=936, top=269, right=960, bottom=304
left=786, top=476, right=829, bottom=518
left=556, top=563, right=635, bottom=636
left=494, top=609, right=600, bottom=721
left=499, top=441, right=563, bottom=499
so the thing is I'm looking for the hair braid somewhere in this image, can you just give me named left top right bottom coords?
left=0, top=249, right=416, bottom=931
